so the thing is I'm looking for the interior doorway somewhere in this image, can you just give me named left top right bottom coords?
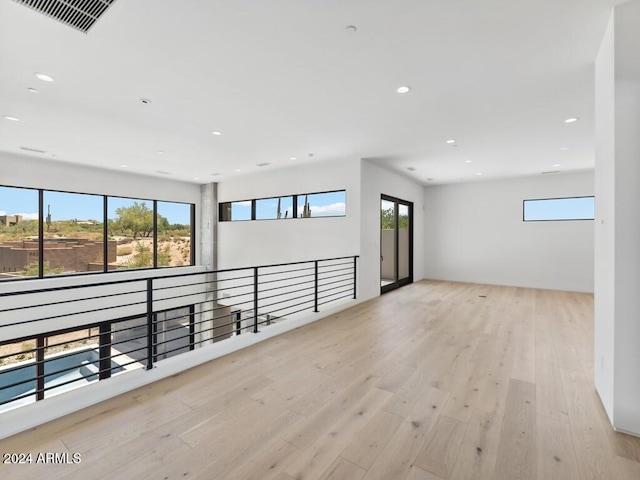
left=380, top=195, right=413, bottom=293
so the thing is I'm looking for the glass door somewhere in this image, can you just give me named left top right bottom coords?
left=381, top=195, right=413, bottom=293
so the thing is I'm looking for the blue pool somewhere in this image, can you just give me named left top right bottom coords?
left=0, top=347, right=125, bottom=411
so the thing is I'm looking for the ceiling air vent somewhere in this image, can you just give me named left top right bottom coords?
left=12, top=0, right=117, bottom=34
left=20, top=146, right=47, bottom=153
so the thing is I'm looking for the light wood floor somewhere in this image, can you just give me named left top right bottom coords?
left=2, top=280, right=640, bottom=480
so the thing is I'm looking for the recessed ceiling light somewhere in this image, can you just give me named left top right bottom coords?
left=308, top=153, right=314, bottom=157
left=396, top=85, right=411, bottom=94
left=157, top=150, right=165, bottom=155
left=446, top=139, right=456, bottom=144
left=3, top=116, right=19, bottom=121
left=476, top=172, right=483, bottom=176
left=465, top=160, right=472, bottom=163
left=194, top=177, right=200, bottom=180
left=212, top=131, right=222, bottom=136
left=564, top=117, right=578, bottom=123
left=345, top=25, right=357, bottom=34
left=290, top=157, right=297, bottom=161
left=553, top=164, right=561, bottom=168
left=35, top=73, right=54, bottom=82
left=235, top=168, right=241, bottom=172
left=407, top=167, right=416, bottom=171
left=560, top=146, right=570, bottom=151
left=121, top=165, right=128, bottom=168
left=27, top=87, right=39, bottom=93
left=257, top=162, right=270, bottom=167
left=210, top=173, right=220, bottom=176
left=427, top=178, right=434, bottom=182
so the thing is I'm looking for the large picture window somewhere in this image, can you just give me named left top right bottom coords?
left=42, top=191, right=105, bottom=276
left=523, top=196, right=595, bottom=221
left=0, top=186, right=40, bottom=279
left=0, top=184, right=195, bottom=281
left=108, top=198, right=154, bottom=270
left=157, top=202, right=193, bottom=267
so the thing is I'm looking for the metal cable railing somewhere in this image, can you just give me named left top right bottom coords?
left=0, top=256, right=358, bottom=411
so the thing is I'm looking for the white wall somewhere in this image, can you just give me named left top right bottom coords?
left=0, top=152, right=199, bottom=205
left=424, top=172, right=594, bottom=293
left=218, top=159, right=427, bottom=302
left=360, top=161, right=426, bottom=301
left=217, top=159, right=361, bottom=269
left=595, top=1, right=640, bottom=436
left=594, top=11, right=616, bottom=423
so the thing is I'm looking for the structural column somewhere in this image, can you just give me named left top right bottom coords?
left=196, top=183, right=217, bottom=344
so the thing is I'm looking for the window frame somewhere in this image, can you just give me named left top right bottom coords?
left=295, top=190, right=347, bottom=219
left=0, top=184, right=196, bottom=281
left=522, top=195, right=595, bottom=222
left=219, top=189, right=347, bottom=222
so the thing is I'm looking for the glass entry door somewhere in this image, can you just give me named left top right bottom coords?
left=381, top=195, right=413, bottom=293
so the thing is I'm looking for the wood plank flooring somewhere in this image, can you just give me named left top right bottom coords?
left=1, top=280, right=639, bottom=479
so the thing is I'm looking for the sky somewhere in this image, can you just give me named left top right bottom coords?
left=0, top=186, right=191, bottom=224
left=524, top=197, right=594, bottom=221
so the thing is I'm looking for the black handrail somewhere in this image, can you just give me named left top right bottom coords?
left=0, top=255, right=359, bottom=411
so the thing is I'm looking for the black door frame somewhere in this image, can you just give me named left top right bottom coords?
left=381, top=194, right=414, bottom=294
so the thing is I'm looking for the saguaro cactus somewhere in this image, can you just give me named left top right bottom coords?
left=302, top=195, right=311, bottom=218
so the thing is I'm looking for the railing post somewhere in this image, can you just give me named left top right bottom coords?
left=234, top=309, right=242, bottom=335
left=99, top=323, right=112, bottom=380
left=253, top=267, right=259, bottom=333
left=152, top=312, right=158, bottom=363
left=353, top=256, right=357, bottom=299
left=146, top=278, right=154, bottom=370
left=189, top=305, right=196, bottom=351
left=35, top=336, right=45, bottom=401
left=314, top=260, right=319, bottom=312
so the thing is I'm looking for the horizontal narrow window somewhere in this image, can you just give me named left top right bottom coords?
left=297, top=191, right=346, bottom=218
left=219, top=201, right=252, bottom=221
left=256, top=196, right=293, bottom=220
left=523, top=196, right=594, bottom=221
left=220, top=190, right=346, bottom=222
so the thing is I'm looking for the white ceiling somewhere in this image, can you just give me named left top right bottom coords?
left=0, top=0, right=629, bottom=186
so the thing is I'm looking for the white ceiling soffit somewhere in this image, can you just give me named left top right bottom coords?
left=12, top=0, right=116, bottom=34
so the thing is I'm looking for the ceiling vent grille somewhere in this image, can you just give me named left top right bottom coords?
left=20, top=146, right=47, bottom=153
left=12, top=0, right=117, bottom=34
